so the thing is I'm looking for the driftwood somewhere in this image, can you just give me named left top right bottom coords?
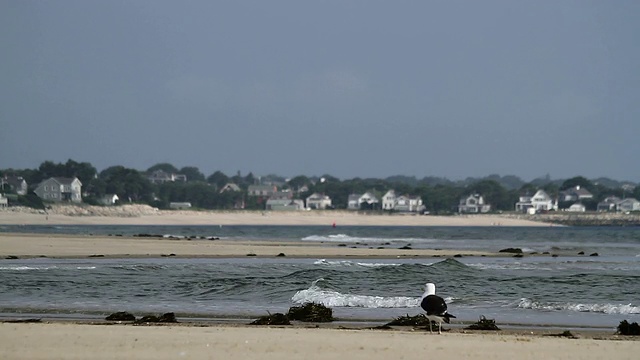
left=617, top=320, right=640, bottom=335
left=249, top=313, right=291, bottom=325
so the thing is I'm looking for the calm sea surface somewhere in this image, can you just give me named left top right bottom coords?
left=1, top=225, right=638, bottom=329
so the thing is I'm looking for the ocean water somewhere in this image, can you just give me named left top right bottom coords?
left=0, top=225, right=638, bottom=329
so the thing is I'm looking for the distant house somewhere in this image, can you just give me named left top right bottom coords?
left=219, top=183, right=241, bottom=193
left=0, top=193, right=8, bottom=208
left=597, top=196, right=621, bottom=212
left=395, top=195, right=425, bottom=213
left=382, top=190, right=396, bottom=210
left=306, top=193, right=332, bottom=209
left=559, top=186, right=593, bottom=202
left=98, top=194, right=119, bottom=206
left=567, top=202, right=586, bottom=212
left=347, top=192, right=379, bottom=210
left=617, top=198, right=640, bottom=212
left=347, top=194, right=361, bottom=210
left=147, top=170, right=187, bottom=184
left=458, top=194, right=491, bottom=213
left=265, top=198, right=305, bottom=211
left=247, top=185, right=277, bottom=197
left=515, top=190, right=557, bottom=213
left=34, top=177, right=82, bottom=203
left=2, top=175, right=28, bottom=195
left=270, top=190, right=293, bottom=200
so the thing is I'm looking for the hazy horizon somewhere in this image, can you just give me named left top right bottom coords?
left=2, top=1, right=639, bottom=182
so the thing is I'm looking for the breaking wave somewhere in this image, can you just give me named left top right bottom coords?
left=291, top=278, right=453, bottom=308
left=516, top=298, right=640, bottom=315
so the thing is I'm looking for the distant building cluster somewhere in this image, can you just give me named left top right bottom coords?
left=2, top=173, right=639, bottom=214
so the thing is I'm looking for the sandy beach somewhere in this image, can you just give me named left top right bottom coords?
left=0, top=205, right=551, bottom=227
left=1, top=322, right=638, bottom=360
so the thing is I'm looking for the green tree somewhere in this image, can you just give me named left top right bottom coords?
left=207, top=171, right=230, bottom=188
left=560, top=176, right=593, bottom=191
left=179, top=166, right=205, bottom=182
left=99, top=166, right=154, bottom=203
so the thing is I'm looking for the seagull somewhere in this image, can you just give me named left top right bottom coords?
left=420, top=283, right=456, bottom=334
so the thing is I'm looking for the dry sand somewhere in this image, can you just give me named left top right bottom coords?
left=0, top=206, right=551, bottom=226
left=1, top=322, right=638, bottom=360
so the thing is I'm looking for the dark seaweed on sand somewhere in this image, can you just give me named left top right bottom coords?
left=249, top=313, right=291, bottom=326
left=385, top=314, right=430, bottom=327
left=465, top=315, right=501, bottom=331
left=617, top=320, right=640, bottom=335
left=287, top=303, right=334, bottom=322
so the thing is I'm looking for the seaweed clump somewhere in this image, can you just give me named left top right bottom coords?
left=105, top=311, right=136, bottom=321
left=617, top=320, right=640, bottom=335
left=385, top=313, right=430, bottom=327
left=465, top=315, right=501, bottom=331
left=135, top=312, right=178, bottom=324
left=287, top=302, right=334, bottom=322
left=249, top=313, right=291, bottom=326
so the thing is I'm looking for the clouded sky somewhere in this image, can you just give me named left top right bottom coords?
left=2, top=1, right=638, bottom=181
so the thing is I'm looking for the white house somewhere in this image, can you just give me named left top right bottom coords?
left=597, top=196, right=621, bottom=212
left=458, top=194, right=491, bottom=213
left=617, top=198, right=640, bottom=212
left=382, top=190, right=397, bottom=210
left=0, top=193, right=8, bottom=208
left=34, top=177, right=83, bottom=203
left=347, top=192, right=379, bottom=210
left=515, top=190, right=557, bottom=212
left=306, top=193, right=332, bottom=209
left=395, top=195, right=425, bottom=213
left=347, top=194, right=361, bottom=210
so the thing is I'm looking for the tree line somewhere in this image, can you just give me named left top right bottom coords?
left=1, top=160, right=638, bottom=213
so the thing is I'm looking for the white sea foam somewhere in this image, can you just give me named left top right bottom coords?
left=313, top=259, right=403, bottom=267
left=301, top=234, right=434, bottom=244
left=516, top=298, right=640, bottom=315
left=291, top=279, right=453, bottom=308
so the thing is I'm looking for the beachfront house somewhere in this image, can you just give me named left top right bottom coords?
left=0, top=193, right=8, bottom=208
left=515, top=190, right=557, bottom=213
left=395, top=195, right=425, bottom=213
left=1, top=175, right=28, bottom=195
left=382, top=190, right=397, bottom=210
left=306, top=193, right=332, bottom=209
left=559, top=186, right=593, bottom=202
left=265, top=198, right=305, bottom=211
left=617, top=198, right=640, bottom=212
left=34, top=177, right=83, bottom=203
left=597, top=196, right=621, bottom=212
left=458, top=194, right=491, bottom=213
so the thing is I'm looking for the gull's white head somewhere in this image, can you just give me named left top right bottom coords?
left=422, top=283, right=436, bottom=298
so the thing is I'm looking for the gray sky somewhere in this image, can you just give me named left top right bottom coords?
left=2, top=1, right=638, bottom=182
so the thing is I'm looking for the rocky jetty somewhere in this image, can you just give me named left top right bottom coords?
left=500, top=213, right=640, bottom=226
